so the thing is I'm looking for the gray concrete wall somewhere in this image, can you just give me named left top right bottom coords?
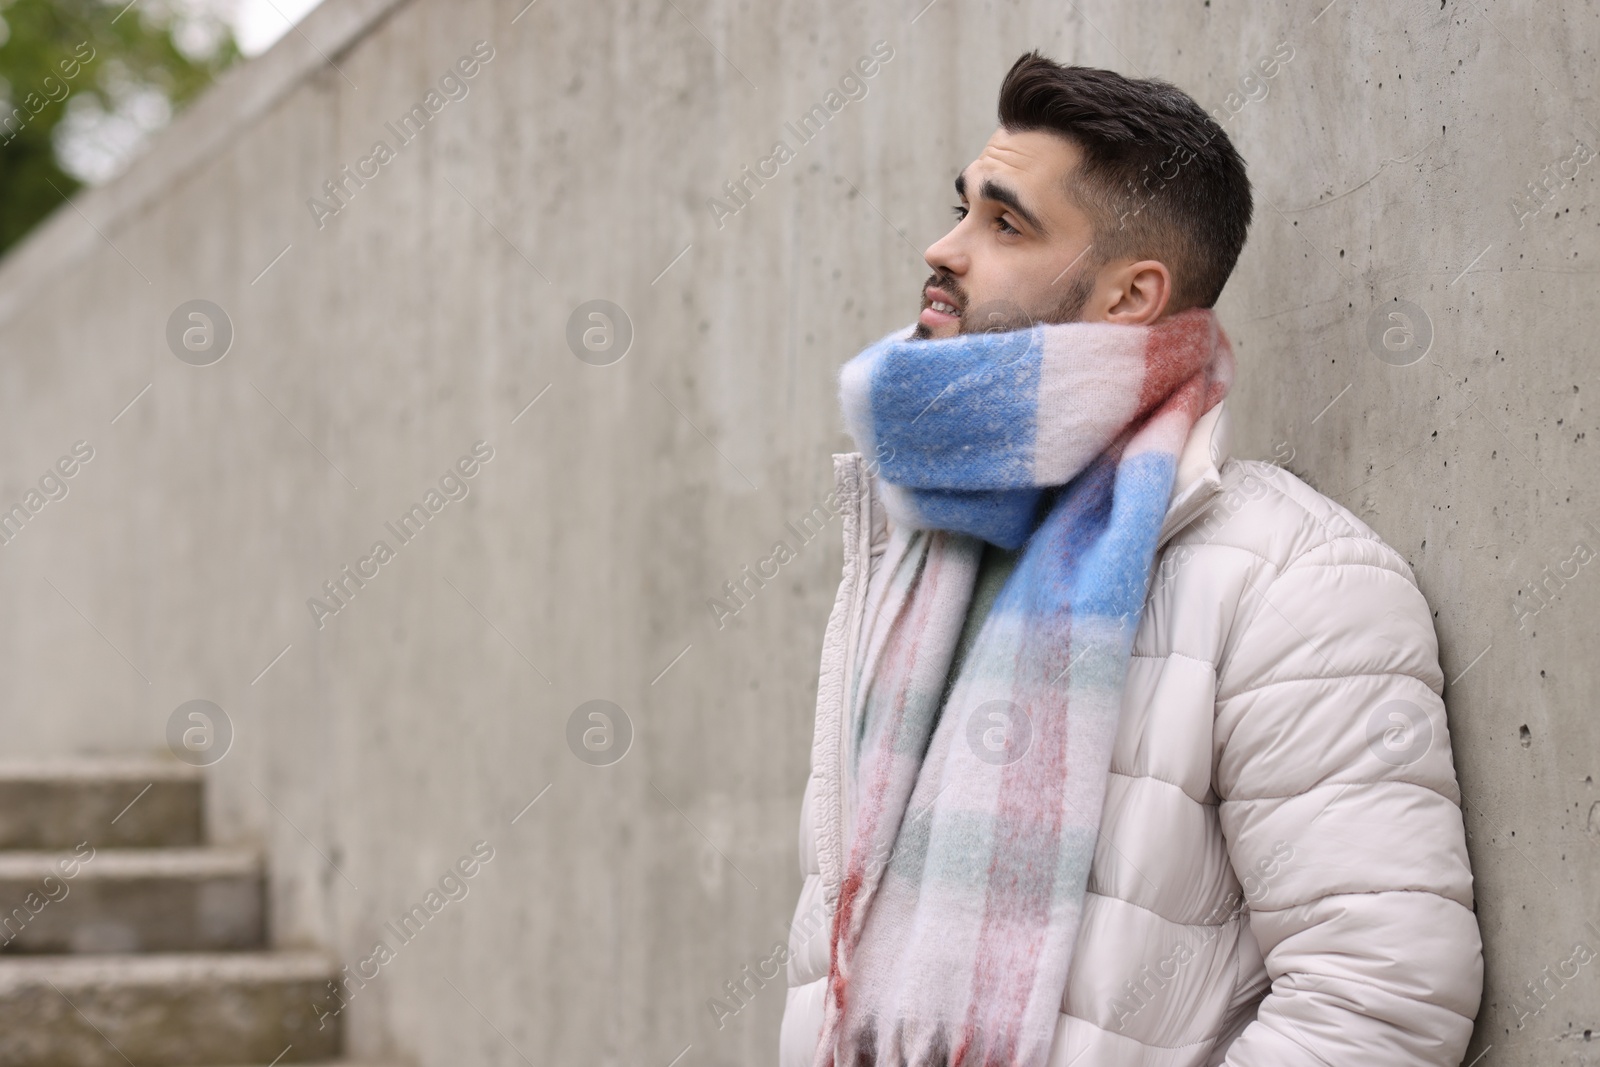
left=0, top=0, right=1593, bottom=1062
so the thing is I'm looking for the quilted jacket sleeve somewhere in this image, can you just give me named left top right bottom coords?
left=1211, top=525, right=1483, bottom=1065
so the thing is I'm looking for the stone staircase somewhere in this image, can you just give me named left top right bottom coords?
left=0, top=757, right=373, bottom=1067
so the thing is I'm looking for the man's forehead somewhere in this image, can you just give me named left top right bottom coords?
left=960, top=127, right=1080, bottom=190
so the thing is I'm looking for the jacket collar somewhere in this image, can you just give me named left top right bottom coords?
left=1156, top=397, right=1231, bottom=549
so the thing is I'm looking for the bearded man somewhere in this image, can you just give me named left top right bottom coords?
left=780, top=51, right=1483, bottom=1067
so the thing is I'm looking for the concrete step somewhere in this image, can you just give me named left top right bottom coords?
left=0, top=951, right=342, bottom=1067
left=0, top=758, right=202, bottom=849
left=0, top=848, right=263, bottom=954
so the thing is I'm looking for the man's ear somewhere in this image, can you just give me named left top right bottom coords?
left=1102, top=259, right=1172, bottom=324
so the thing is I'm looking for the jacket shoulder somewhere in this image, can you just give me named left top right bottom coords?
left=1173, top=457, right=1419, bottom=589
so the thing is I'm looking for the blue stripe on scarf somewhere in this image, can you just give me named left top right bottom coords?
left=867, top=326, right=1044, bottom=491
left=1071, top=450, right=1177, bottom=618
left=899, top=486, right=1043, bottom=550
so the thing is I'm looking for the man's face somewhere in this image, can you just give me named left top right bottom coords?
left=915, top=127, right=1102, bottom=340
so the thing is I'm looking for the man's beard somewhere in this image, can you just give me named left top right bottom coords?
left=911, top=267, right=1096, bottom=340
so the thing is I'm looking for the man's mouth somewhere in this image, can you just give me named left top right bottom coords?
left=920, top=286, right=962, bottom=329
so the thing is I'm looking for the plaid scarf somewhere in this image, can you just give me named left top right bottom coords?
left=814, top=308, right=1233, bottom=1067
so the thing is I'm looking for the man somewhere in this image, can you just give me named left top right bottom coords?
left=780, top=53, right=1482, bottom=1067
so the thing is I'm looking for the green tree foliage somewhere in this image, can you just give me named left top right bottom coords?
left=0, top=0, right=241, bottom=257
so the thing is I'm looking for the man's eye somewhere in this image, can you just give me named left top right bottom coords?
left=952, top=204, right=1020, bottom=235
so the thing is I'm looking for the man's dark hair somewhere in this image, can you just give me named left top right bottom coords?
left=997, top=52, right=1252, bottom=311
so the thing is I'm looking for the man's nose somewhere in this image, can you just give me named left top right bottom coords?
left=923, top=227, right=968, bottom=277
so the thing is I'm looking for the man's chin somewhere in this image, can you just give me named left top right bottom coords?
left=911, top=318, right=961, bottom=341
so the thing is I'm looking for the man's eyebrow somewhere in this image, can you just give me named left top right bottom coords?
left=953, top=169, right=1048, bottom=236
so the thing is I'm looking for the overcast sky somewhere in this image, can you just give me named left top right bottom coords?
left=228, top=0, right=328, bottom=56
left=46, top=0, right=329, bottom=183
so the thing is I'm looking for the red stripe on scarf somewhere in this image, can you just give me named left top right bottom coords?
left=824, top=533, right=958, bottom=1064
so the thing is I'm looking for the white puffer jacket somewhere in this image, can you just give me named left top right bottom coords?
left=781, top=399, right=1483, bottom=1066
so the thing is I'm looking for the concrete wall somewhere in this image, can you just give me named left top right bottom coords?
left=0, top=0, right=1594, bottom=1061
